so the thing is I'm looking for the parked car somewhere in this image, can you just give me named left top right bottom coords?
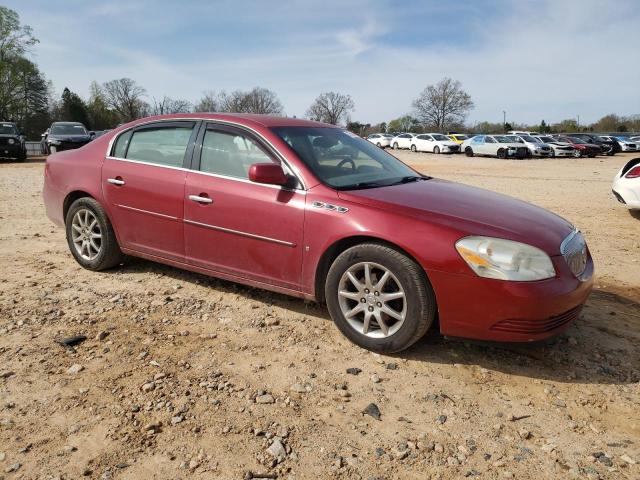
left=554, top=136, right=601, bottom=158
left=629, top=136, right=640, bottom=142
left=612, top=157, right=640, bottom=210
left=565, top=134, right=614, bottom=155
left=447, top=134, right=471, bottom=145
left=410, top=133, right=460, bottom=154
left=612, top=136, right=638, bottom=152
left=0, top=121, right=26, bottom=161
left=461, top=135, right=530, bottom=158
left=43, top=122, right=94, bottom=154
left=390, top=133, right=415, bottom=150
left=534, top=136, right=576, bottom=157
left=366, top=133, right=393, bottom=148
left=505, top=135, right=553, bottom=157
left=508, top=131, right=540, bottom=136
left=43, top=113, right=593, bottom=352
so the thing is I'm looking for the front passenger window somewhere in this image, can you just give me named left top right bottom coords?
left=200, top=129, right=276, bottom=179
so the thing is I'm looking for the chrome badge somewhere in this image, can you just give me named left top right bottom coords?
left=311, top=201, right=349, bottom=214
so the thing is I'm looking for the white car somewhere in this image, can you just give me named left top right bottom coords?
left=612, top=158, right=640, bottom=209
left=461, top=134, right=529, bottom=158
left=390, top=133, right=415, bottom=150
left=410, top=133, right=460, bottom=154
left=629, top=136, right=640, bottom=142
left=535, top=135, right=576, bottom=157
left=613, top=136, right=638, bottom=152
left=506, top=135, right=553, bottom=157
left=366, top=133, right=393, bottom=148
left=508, top=130, right=540, bottom=136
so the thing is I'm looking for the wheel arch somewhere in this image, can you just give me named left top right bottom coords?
left=314, top=235, right=429, bottom=304
left=63, top=190, right=95, bottom=220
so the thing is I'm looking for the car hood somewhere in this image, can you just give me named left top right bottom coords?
left=337, top=178, right=574, bottom=255
left=48, top=135, right=91, bottom=141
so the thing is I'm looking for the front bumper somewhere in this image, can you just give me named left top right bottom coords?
left=49, top=140, right=90, bottom=152
left=553, top=148, right=574, bottom=157
left=0, top=143, right=24, bottom=158
left=428, top=254, right=594, bottom=342
left=442, top=145, right=460, bottom=153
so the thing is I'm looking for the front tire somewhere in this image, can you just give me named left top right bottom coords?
left=410, top=144, right=417, bottom=152
left=65, top=197, right=124, bottom=271
left=573, top=149, right=582, bottom=158
left=49, top=145, right=57, bottom=154
left=393, top=142, right=399, bottom=150
left=433, top=146, right=440, bottom=154
left=465, top=147, right=474, bottom=157
left=497, top=148, right=506, bottom=159
left=325, top=243, right=436, bottom=353
left=376, top=142, right=382, bottom=148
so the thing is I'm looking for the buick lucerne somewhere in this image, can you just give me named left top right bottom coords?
left=43, top=114, right=594, bottom=353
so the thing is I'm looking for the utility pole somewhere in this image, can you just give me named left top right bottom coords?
left=503, top=110, right=506, bottom=130
left=577, top=115, right=580, bottom=130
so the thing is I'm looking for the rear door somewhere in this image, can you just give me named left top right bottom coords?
left=183, top=123, right=305, bottom=291
left=101, top=121, right=198, bottom=262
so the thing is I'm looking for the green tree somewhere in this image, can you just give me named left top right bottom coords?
left=60, top=87, right=91, bottom=127
left=87, top=81, right=119, bottom=130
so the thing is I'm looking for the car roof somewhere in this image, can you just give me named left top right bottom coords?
left=51, top=121, right=86, bottom=126
left=119, top=113, right=336, bottom=130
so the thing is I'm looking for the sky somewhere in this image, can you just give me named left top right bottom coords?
left=6, top=0, right=640, bottom=125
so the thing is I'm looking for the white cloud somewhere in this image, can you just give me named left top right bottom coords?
left=7, top=0, right=640, bottom=125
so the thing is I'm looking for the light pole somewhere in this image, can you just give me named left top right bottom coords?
left=503, top=110, right=506, bottom=131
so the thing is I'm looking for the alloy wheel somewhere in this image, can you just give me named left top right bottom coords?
left=337, top=262, right=407, bottom=338
left=71, top=208, right=102, bottom=260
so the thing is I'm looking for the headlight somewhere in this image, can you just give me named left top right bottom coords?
left=8, top=138, right=15, bottom=145
left=455, top=236, right=556, bottom=281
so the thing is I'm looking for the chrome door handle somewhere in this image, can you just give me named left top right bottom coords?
left=188, top=195, right=213, bottom=204
left=107, top=178, right=125, bottom=186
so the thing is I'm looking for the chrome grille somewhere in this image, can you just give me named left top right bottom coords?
left=561, top=231, right=587, bottom=277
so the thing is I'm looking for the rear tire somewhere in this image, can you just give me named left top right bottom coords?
left=325, top=243, right=436, bottom=353
left=65, top=197, right=124, bottom=271
left=465, top=147, right=474, bottom=157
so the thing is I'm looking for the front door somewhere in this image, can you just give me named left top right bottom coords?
left=184, top=123, right=305, bottom=291
left=101, top=121, right=198, bottom=262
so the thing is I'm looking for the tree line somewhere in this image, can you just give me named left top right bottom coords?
left=1, top=6, right=638, bottom=140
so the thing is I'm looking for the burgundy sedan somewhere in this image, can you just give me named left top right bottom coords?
left=43, top=114, right=593, bottom=352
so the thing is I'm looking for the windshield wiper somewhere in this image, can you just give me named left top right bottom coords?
left=337, top=175, right=431, bottom=191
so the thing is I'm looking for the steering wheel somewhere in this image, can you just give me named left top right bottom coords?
left=337, top=158, right=356, bottom=170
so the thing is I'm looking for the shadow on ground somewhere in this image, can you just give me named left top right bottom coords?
left=111, top=257, right=640, bottom=387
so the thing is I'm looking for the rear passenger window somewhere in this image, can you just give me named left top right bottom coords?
left=200, top=129, right=275, bottom=179
left=126, top=125, right=194, bottom=167
left=112, top=130, right=132, bottom=158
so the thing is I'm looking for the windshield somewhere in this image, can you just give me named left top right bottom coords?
left=0, top=123, right=17, bottom=135
left=568, top=137, right=587, bottom=144
left=452, top=134, right=468, bottom=140
left=271, top=126, right=421, bottom=190
left=539, top=136, right=555, bottom=142
left=51, top=124, right=88, bottom=136
left=501, top=135, right=521, bottom=143
left=521, top=135, right=539, bottom=142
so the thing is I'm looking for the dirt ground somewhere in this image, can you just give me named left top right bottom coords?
left=0, top=152, right=639, bottom=480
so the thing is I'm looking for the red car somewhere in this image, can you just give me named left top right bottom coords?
left=555, top=136, right=601, bottom=158
left=43, top=114, right=593, bottom=353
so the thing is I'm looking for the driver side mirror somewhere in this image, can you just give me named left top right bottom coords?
left=248, top=163, right=289, bottom=186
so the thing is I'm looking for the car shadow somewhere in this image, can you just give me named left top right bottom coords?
left=629, top=209, right=640, bottom=220
left=111, top=258, right=639, bottom=387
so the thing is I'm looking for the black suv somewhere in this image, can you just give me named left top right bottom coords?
left=0, top=122, right=27, bottom=161
left=565, top=133, right=617, bottom=155
left=42, top=122, right=94, bottom=154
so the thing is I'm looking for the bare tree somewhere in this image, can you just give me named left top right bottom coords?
left=194, top=90, right=219, bottom=112
left=150, top=96, right=192, bottom=115
left=217, top=90, right=249, bottom=113
left=306, top=92, right=355, bottom=125
left=243, top=87, right=283, bottom=115
left=412, top=78, right=473, bottom=131
left=102, top=78, right=147, bottom=122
